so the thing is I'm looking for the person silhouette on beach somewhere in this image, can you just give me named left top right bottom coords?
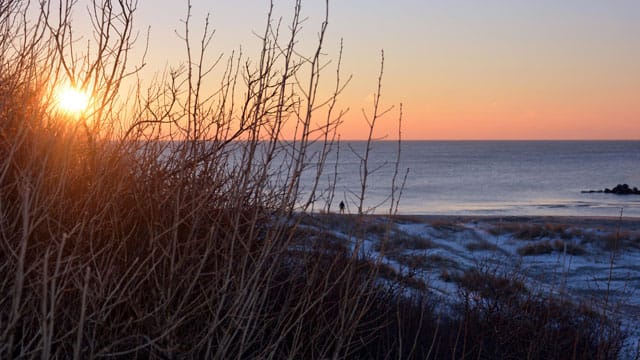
left=339, top=201, right=345, bottom=214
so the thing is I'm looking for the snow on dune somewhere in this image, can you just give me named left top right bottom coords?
left=300, top=214, right=640, bottom=358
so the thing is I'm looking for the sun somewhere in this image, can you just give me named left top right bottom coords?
left=55, top=84, right=90, bottom=116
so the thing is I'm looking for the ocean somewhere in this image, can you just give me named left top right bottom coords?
left=300, top=141, right=640, bottom=217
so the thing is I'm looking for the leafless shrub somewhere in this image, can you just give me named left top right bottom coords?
left=373, top=263, right=627, bottom=359
left=443, top=266, right=625, bottom=359
left=0, top=0, right=408, bottom=357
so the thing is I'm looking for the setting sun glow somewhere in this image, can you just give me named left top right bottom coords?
left=56, top=85, right=90, bottom=116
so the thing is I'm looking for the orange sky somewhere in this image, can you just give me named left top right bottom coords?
left=128, top=1, right=640, bottom=140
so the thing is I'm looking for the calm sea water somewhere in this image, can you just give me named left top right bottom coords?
left=300, top=141, right=640, bottom=217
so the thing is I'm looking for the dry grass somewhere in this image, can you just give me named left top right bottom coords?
left=600, top=231, right=640, bottom=251
left=465, top=239, right=499, bottom=252
left=517, top=239, right=587, bottom=256
left=491, top=221, right=640, bottom=252
left=489, top=222, right=572, bottom=240
left=395, top=254, right=431, bottom=269
left=365, top=220, right=395, bottom=237
left=517, top=241, right=555, bottom=256
left=428, top=219, right=467, bottom=232
left=374, top=233, right=435, bottom=255
left=444, top=266, right=624, bottom=359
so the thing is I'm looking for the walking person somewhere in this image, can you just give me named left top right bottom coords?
left=339, top=201, right=345, bottom=214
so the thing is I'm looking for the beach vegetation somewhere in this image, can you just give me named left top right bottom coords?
left=575, top=229, right=640, bottom=251
left=428, top=219, right=467, bottom=232
left=517, top=239, right=586, bottom=256
left=395, top=253, right=431, bottom=269
left=374, top=232, right=435, bottom=255
left=517, top=241, right=555, bottom=256
left=365, top=219, right=395, bottom=237
left=422, top=254, right=459, bottom=270
left=448, top=267, right=624, bottom=359
left=390, top=215, right=428, bottom=224
left=552, top=239, right=588, bottom=255
left=488, top=222, right=572, bottom=240
left=465, top=239, right=499, bottom=252
left=601, top=231, right=640, bottom=251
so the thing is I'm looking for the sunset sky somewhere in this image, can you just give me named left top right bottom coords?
left=130, top=0, right=639, bottom=140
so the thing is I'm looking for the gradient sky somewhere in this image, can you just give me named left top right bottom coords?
left=128, top=1, right=639, bottom=140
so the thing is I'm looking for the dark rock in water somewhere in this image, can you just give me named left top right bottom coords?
left=611, top=184, right=635, bottom=195
left=589, top=184, right=640, bottom=195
